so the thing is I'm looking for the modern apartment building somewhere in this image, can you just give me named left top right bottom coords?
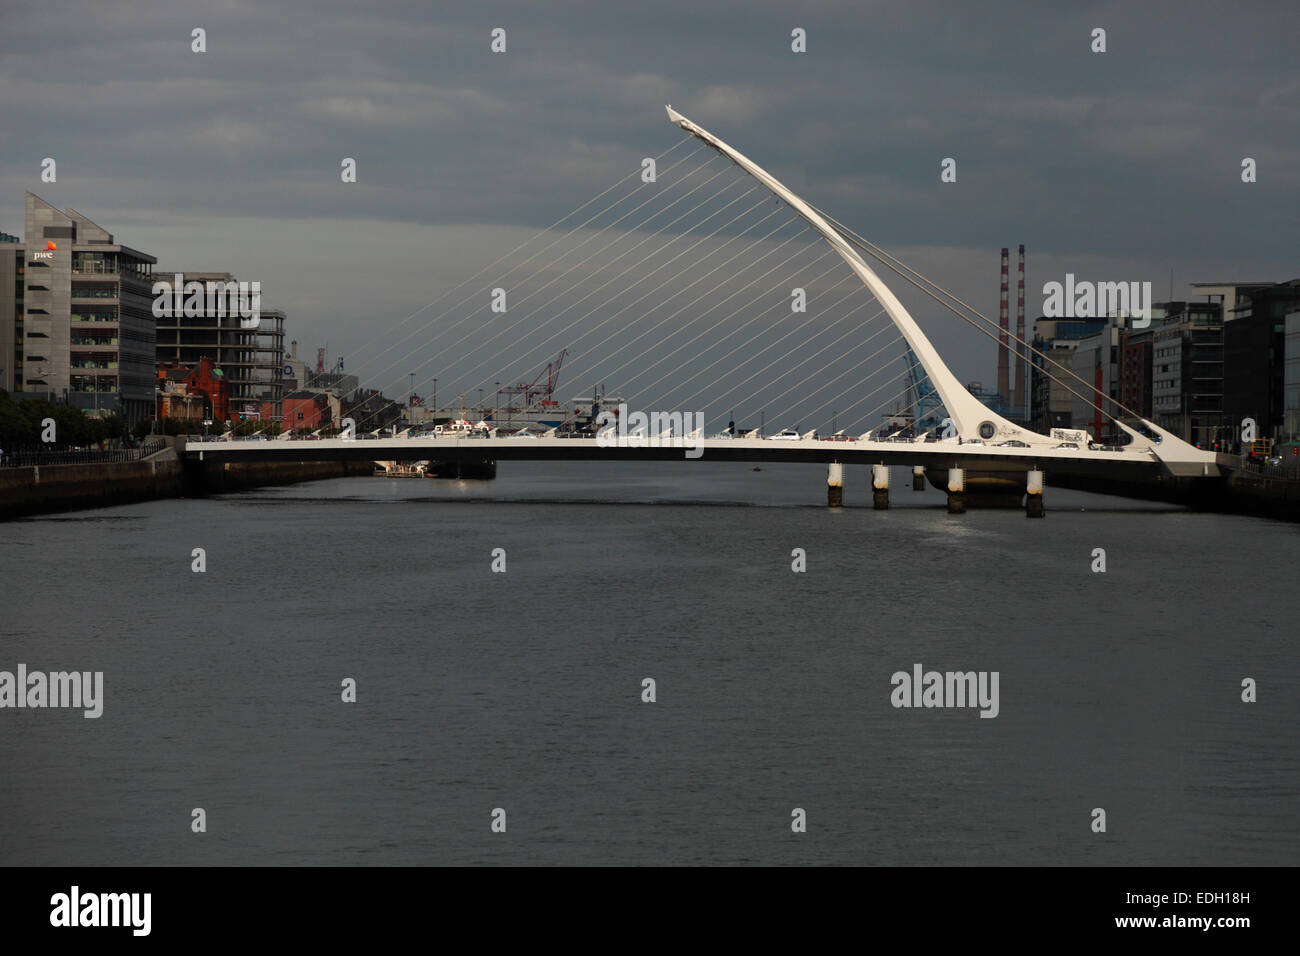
left=1206, top=280, right=1300, bottom=444
left=0, top=193, right=158, bottom=424
left=1151, top=300, right=1224, bottom=447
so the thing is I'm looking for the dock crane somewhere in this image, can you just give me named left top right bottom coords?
left=498, top=349, right=568, bottom=411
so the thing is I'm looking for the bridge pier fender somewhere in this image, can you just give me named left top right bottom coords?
left=947, top=467, right=965, bottom=514
left=872, top=463, right=890, bottom=510
left=827, top=461, right=843, bottom=507
left=1026, top=468, right=1045, bottom=518
left=912, top=465, right=925, bottom=491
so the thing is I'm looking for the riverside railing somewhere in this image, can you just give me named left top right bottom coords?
left=0, top=436, right=165, bottom=468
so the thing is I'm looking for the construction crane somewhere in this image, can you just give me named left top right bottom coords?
left=499, top=348, right=568, bottom=411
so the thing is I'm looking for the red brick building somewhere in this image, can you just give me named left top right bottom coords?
left=1120, top=335, right=1153, bottom=418
left=156, top=356, right=230, bottom=422
left=281, top=391, right=329, bottom=431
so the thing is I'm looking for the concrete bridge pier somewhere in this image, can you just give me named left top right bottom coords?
left=912, top=465, right=925, bottom=491
left=947, top=467, right=965, bottom=514
left=827, top=461, right=843, bottom=507
left=1026, top=468, right=1045, bottom=518
left=872, top=464, right=890, bottom=509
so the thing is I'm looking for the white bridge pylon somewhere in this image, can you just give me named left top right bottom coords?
left=664, top=105, right=1218, bottom=474
left=664, top=105, right=1039, bottom=445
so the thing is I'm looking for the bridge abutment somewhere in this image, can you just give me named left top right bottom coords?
left=912, top=465, right=925, bottom=491
left=947, top=467, right=965, bottom=514
left=827, top=461, right=843, bottom=507
left=1026, top=468, right=1044, bottom=518
left=872, top=464, right=890, bottom=509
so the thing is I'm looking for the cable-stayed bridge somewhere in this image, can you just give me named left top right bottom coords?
left=186, top=108, right=1222, bottom=510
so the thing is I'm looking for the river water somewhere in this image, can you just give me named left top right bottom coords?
left=1, top=461, right=1296, bottom=865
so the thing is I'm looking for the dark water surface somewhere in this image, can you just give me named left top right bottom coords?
left=1, top=461, right=1296, bottom=865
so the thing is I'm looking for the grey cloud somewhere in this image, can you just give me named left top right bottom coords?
left=1, top=0, right=1295, bottom=413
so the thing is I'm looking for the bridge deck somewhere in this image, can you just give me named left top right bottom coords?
left=184, top=436, right=1214, bottom=479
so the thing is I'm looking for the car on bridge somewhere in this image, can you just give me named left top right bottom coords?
left=996, top=440, right=1030, bottom=448
left=766, top=429, right=801, bottom=440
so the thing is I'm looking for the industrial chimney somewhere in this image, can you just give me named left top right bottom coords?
left=1013, top=244, right=1026, bottom=417
left=997, top=248, right=1010, bottom=403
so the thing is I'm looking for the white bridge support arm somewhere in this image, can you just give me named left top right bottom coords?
left=665, top=105, right=1050, bottom=446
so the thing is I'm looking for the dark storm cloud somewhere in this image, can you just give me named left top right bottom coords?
left=1, top=0, right=1296, bottom=411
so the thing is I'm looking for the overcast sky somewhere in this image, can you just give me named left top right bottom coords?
left=2, top=0, right=1296, bottom=429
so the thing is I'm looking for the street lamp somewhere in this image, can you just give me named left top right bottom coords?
left=495, top=382, right=500, bottom=421
left=433, top=378, right=437, bottom=417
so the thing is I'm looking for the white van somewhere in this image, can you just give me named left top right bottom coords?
left=434, top=420, right=473, bottom=437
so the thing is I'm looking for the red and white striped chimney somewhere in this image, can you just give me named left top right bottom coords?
left=997, top=248, right=1010, bottom=402
left=1013, top=244, right=1026, bottom=417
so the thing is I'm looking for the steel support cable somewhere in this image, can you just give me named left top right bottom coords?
left=424, top=165, right=754, bottom=398
left=841, top=377, right=947, bottom=436
left=788, top=353, right=914, bottom=433
left=359, top=172, right=756, bottom=431
left=634, top=251, right=844, bottom=407
left=534, top=213, right=806, bottom=397
left=452, top=186, right=779, bottom=406
left=604, top=236, right=829, bottom=396
left=759, top=325, right=904, bottom=426
left=448, top=187, right=778, bottom=407
left=658, top=268, right=864, bottom=412
left=729, top=302, right=894, bottom=424
left=670, top=279, right=873, bottom=414
left=399, top=155, right=739, bottom=395
left=313, top=138, right=703, bottom=401
left=461, top=189, right=787, bottom=396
